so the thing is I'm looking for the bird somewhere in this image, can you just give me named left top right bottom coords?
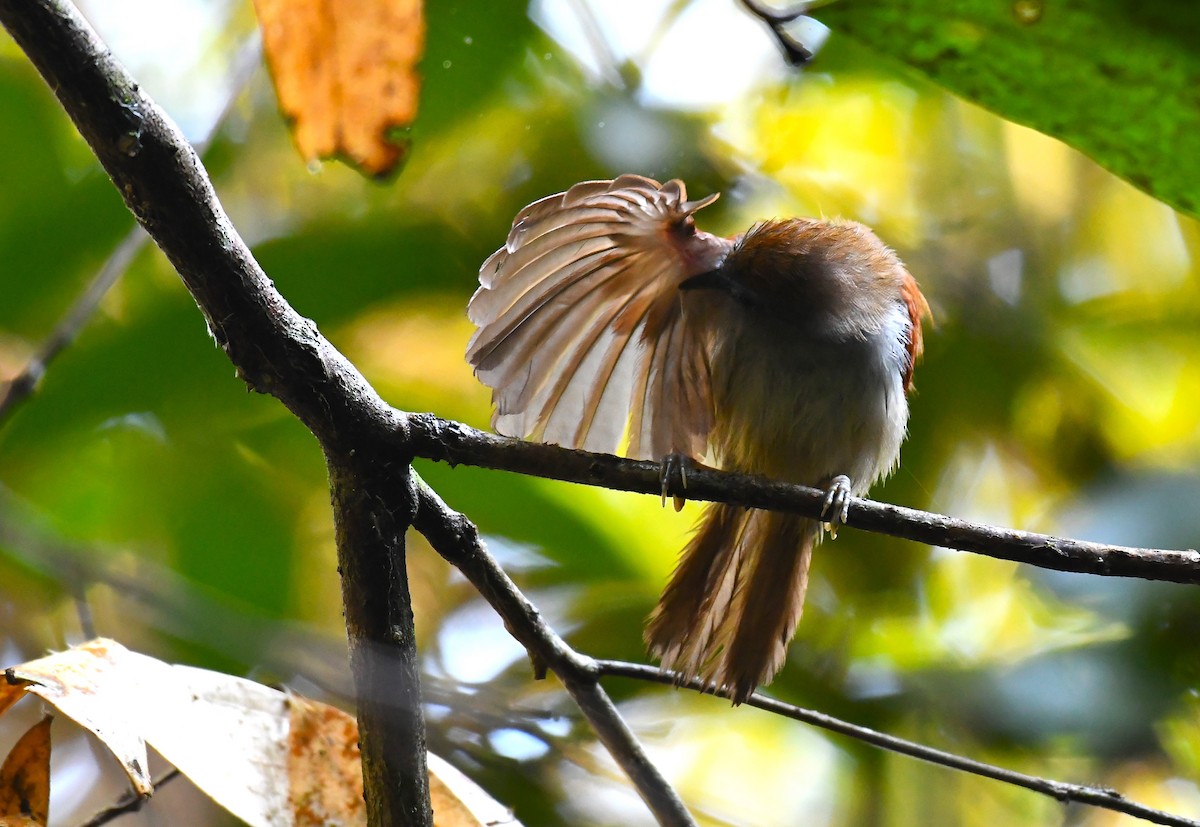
left=466, top=174, right=929, bottom=703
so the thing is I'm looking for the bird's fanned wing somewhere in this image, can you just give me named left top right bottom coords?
left=467, top=175, right=730, bottom=461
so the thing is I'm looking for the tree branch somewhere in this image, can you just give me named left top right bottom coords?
left=0, top=0, right=372, bottom=441
left=410, top=448, right=1190, bottom=820
left=78, top=768, right=181, bottom=827
left=0, top=3, right=431, bottom=824
left=596, top=660, right=1200, bottom=827
left=0, top=3, right=697, bottom=824
left=404, top=413, right=1200, bottom=584
left=738, top=0, right=815, bottom=64
left=328, top=454, right=432, bottom=827
left=411, top=476, right=696, bottom=827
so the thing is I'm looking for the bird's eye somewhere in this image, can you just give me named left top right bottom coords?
left=671, top=216, right=696, bottom=238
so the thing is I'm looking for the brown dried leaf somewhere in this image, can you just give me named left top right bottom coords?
left=0, top=716, right=52, bottom=826
left=4, top=640, right=151, bottom=796
left=285, top=698, right=523, bottom=827
left=253, top=0, right=424, bottom=177
left=0, top=684, right=23, bottom=723
left=287, top=696, right=364, bottom=826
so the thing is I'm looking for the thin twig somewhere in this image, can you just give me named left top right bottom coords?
left=596, top=660, right=1200, bottom=827
left=738, top=0, right=814, bottom=64
left=404, top=413, right=1200, bottom=584
left=636, top=0, right=692, bottom=72
left=564, top=0, right=626, bottom=88
left=77, top=768, right=181, bottom=827
left=740, top=0, right=808, bottom=25
left=0, top=35, right=261, bottom=427
left=71, top=581, right=96, bottom=640
left=0, top=226, right=145, bottom=423
left=412, top=476, right=697, bottom=827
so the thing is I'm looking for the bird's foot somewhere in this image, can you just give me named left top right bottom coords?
left=660, top=452, right=690, bottom=512
left=820, top=474, right=853, bottom=538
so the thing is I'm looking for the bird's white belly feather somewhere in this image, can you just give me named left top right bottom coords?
left=709, top=303, right=910, bottom=493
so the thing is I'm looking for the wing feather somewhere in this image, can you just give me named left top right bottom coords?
left=473, top=247, right=645, bottom=406
left=542, top=282, right=657, bottom=449
left=468, top=176, right=730, bottom=460
left=467, top=242, right=640, bottom=366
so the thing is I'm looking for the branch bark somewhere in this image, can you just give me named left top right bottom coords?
left=329, top=453, right=431, bottom=826
left=0, top=2, right=695, bottom=824
left=596, top=661, right=1200, bottom=827
left=738, top=0, right=814, bottom=64
left=411, top=457, right=1193, bottom=827
left=404, top=413, right=1200, bottom=584
left=412, top=477, right=696, bottom=827
left=0, top=2, right=432, bottom=824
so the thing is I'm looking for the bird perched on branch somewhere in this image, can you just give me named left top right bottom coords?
left=467, top=175, right=929, bottom=703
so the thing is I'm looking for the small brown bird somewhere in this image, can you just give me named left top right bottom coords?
left=467, top=175, right=929, bottom=703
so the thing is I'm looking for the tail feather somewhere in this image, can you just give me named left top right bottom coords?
left=645, top=502, right=744, bottom=673
left=716, top=511, right=814, bottom=701
left=645, top=504, right=817, bottom=704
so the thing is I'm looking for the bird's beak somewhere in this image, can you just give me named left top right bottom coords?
left=679, top=270, right=731, bottom=292
left=680, top=270, right=761, bottom=307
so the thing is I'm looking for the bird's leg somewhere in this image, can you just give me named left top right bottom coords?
left=660, top=452, right=692, bottom=512
left=820, top=474, right=853, bottom=538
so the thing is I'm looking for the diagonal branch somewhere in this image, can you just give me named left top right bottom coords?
left=738, top=0, right=815, bottom=64
left=411, top=452, right=1195, bottom=827
left=412, top=477, right=696, bottom=827
left=596, top=660, right=1200, bottom=827
left=78, top=768, right=182, bottom=827
left=0, top=225, right=145, bottom=424
left=404, top=413, right=1200, bottom=584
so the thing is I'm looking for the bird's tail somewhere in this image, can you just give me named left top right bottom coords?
left=645, top=503, right=816, bottom=704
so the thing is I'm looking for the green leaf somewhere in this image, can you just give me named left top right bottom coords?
left=814, top=0, right=1200, bottom=216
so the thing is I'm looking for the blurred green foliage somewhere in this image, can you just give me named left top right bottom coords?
left=1, top=1, right=1199, bottom=825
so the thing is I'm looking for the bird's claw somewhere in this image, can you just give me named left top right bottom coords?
left=820, top=474, right=853, bottom=538
left=660, top=452, right=689, bottom=512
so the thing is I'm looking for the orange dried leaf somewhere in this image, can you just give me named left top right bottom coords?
left=253, top=0, right=425, bottom=177
left=287, top=696, right=364, bottom=826
left=0, top=684, right=23, bottom=722
left=286, top=694, right=520, bottom=827
left=0, top=716, right=52, bottom=826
